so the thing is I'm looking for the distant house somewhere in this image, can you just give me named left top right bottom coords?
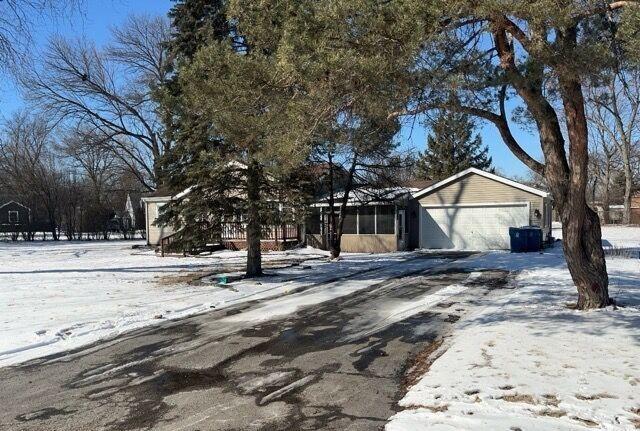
left=123, top=192, right=144, bottom=231
left=307, top=168, right=553, bottom=252
left=594, top=196, right=640, bottom=225
left=0, top=201, right=31, bottom=232
left=633, top=194, right=640, bottom=225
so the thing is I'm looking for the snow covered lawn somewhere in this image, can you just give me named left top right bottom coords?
left=388, top=229, right=640, bottom=430
left=1, top=240, right=437, bottom=368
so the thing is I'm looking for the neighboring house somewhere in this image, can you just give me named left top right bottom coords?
left=594, top=204, right=625, bottom=224
left=141, top=194, right=175, bottom=246
left=0, top=201, right=31, bottom=232
left=594, top=197, right=640, bottom=225
left=123, top=192, right=144, bottom=231
left=632, top=194, right=640, bottom=225
left=307, top=168, right=553, bottom=252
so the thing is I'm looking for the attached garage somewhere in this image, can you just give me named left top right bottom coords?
left=413, top=168, right=551, bottom=250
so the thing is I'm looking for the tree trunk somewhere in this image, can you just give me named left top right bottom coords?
left=326, top=151, right=340, bottom=259
left=328, top=237, right=341, bottom=259
left=602, top=163, right=611, bottom=225
left=491, top=22, right=611, bottom=309
left=556, top=74, right=611, bottom=309
left=245, top=157, right=263, bottom=277
left=326, top=152, right=358, bottom=259
left=560, top=203, right=611, bottom=308
left=622, top=149, right=633, bottom=225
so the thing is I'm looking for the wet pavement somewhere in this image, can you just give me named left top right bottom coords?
left=0, top=254, right=512, bottom=431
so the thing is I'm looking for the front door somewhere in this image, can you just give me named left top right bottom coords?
left=397, top=209, right=407, bottom=250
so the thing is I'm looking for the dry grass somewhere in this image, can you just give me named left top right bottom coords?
left=571, top=416, right=599, bottom=427
left=630, top=407, right=640, bottom=429
left=542, top=394, right=560, bottom=407
left=156, top=271, right=209, bottom=286
left=575, top=392, right=617, bottom=401
left=500, top=393, right=537, bottom=404
left=406, top=404, right=449, bottom=413
left=538, top=408, right=567, bottom=418
left=402, top=338, right=445, bottom=391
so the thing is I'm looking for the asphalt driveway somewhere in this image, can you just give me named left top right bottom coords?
left=0, top=253, right=512, bottom=431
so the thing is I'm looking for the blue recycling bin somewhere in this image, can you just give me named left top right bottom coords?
left=509, top=227, right=526, bottom=252
left=509, top=227, right=543, bottom=252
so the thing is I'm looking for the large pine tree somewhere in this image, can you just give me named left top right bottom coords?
left=416, top=111, right=492, bottom=181
left=157, top=0, right=310, bottom=276
left=155, top=0, right=235, bottom=257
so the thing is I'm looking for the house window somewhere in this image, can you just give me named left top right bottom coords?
left=342, top=207, right=357, bottom=234
left=8, top=211, right=19, bottom=223
left=306, top=208, right=321, bottom=235
left=358, top=206, right=376, bottom=234
left=376, top=205, right=395, bottom=234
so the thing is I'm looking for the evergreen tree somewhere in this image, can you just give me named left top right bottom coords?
left=155, top=0, right=235, bottom=256
left=416, top=112, right=492, bottom=181
left=157, top=0, right=311, bottom=275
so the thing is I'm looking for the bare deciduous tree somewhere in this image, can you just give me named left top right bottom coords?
left=0, top=0, right=80, bottom=71
left=20, top=14, right=172, bottom=191
left=0, top=112, right=64, bottom=239
left=587, top=70, right=640, bottom=225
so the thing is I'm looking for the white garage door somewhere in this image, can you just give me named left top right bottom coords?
left=420, top=204, right=529, bottom=250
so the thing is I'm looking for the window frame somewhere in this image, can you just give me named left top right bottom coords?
left=8, top=210, right=19, bottom=223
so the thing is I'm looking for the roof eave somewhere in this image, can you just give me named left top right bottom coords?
left=411, top=168, right=549, bottom=199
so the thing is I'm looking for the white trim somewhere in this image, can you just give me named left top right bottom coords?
left=311, top=201, right=399, bottom=208
left=418, top=202, right=423, bottom=248
left=374, top=206, right=377, bottom=235
left=0, top=200, right=30, bottom=211
left=8, top=210, right=19, bottom=223
left=411, top=168, right=549, bottom=199
left=145, top=200, right=151, bottom=246
left=141, top=196, right=172, bottom=203
left=420, top=201, right=530, bottom=209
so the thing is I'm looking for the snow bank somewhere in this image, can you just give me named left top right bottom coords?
left=387, top=233, right=640, bottom=430
left=0, top=241, right=431, bottom=367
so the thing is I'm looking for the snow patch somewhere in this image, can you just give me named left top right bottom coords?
left=387, top=228, right=640, bottom=431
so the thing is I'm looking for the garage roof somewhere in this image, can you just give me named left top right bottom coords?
left=412, top=168, right=550, bottom=199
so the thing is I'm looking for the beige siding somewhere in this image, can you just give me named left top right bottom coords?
left=306, top=233, right=398, bottom=253
left=418, top=173, right=547, bottom=231
left=340, top=234, right=397, bottom=253
left=145, top=201, right=174, bottom=245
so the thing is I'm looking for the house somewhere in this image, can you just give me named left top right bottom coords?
left=307, top=168, right=553, bottom=252
left=141, top=193, right=176, bottom=246
left=594, top=204, right=625, bottom=224
left=412, top=168, right=552, bottom=250
left=307, top=187, right=416, bottom=253
left=123, top=193, right=143, bottom=231
left=632, top=194, right=640, bottom=225
left=142, top=188, right=301, bottom=252
left=594, top=195, right=640, bottom=225
left=0, top=201, right=31, bottom=232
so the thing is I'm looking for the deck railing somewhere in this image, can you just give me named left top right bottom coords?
left=221, top=222, right=299, bottom=242
left=160, top=223, right=300, bottom=256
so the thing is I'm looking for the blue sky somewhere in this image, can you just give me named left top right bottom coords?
left=0, top=0, right=540, bottom=178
